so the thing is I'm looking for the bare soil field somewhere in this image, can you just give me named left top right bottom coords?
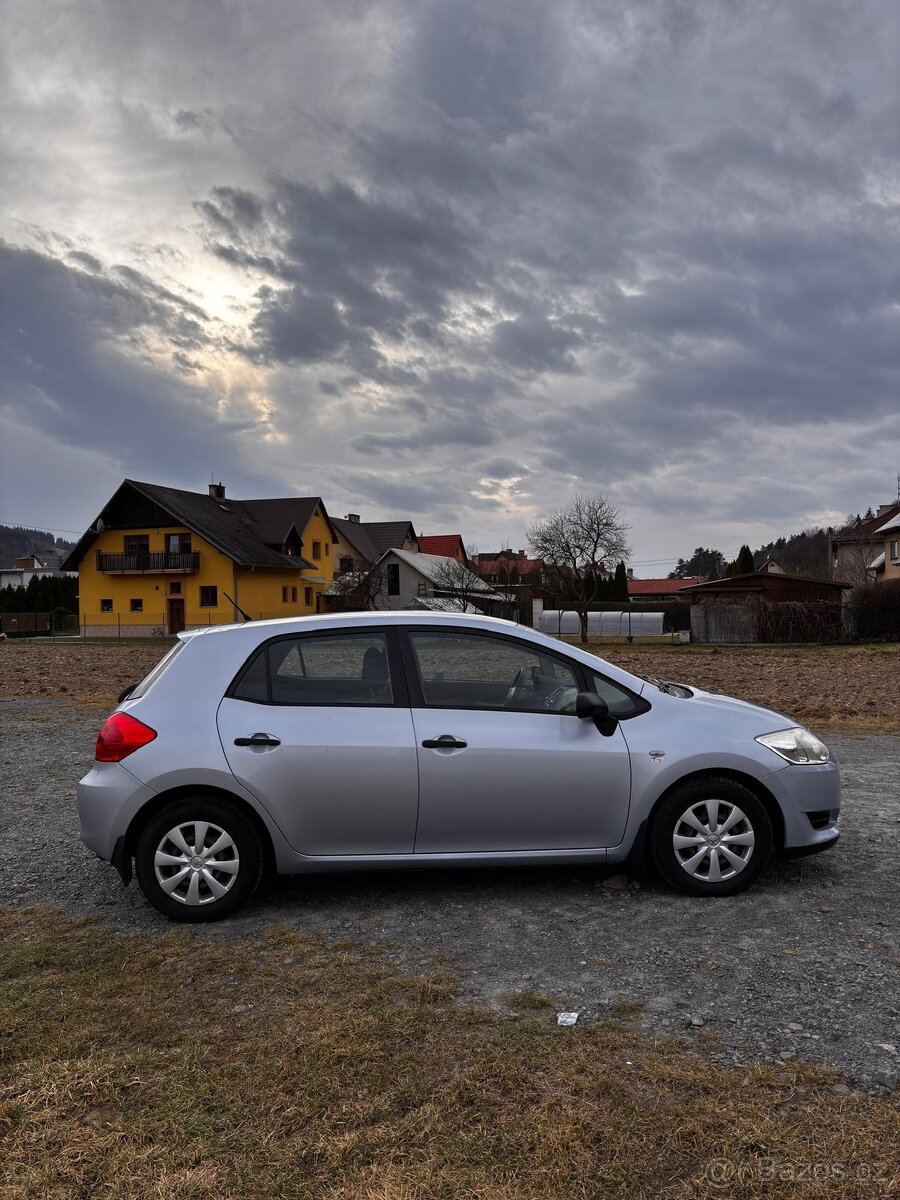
left=1, top=637, right=898, bottom=732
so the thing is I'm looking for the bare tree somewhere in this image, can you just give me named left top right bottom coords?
left=327, top=559, right=387, bottom=611
left=428, top=554, right=494, bottom=613
left=527, top=493, right=631, bottom=643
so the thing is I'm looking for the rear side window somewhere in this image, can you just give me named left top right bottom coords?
left=128, top=641, right=185, bottom=699
left=232, top=632, right=393, bottom=706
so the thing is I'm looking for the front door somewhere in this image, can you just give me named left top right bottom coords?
left=403, top=628, right=633, bottom=853
left=167, top=598, right=185, bottom=635
left=217, top=628, right=418, bottom=855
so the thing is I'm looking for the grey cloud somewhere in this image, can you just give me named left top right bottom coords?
left=2, top=0, right=899, bottom=561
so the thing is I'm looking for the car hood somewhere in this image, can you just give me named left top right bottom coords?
left=654, top=682, right=796, bottom=733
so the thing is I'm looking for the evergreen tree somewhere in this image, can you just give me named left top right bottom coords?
left=734, top=544, right=755, bottom=575
left=614, top=560, right=629, bottom=600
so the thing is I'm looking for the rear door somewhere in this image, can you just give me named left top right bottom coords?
left=401, top=627, right=633, bottom=853
left=217, top=627, right=418, bottom=855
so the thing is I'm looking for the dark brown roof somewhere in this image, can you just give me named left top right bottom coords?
left=62, top=480, right=316, bottom=571
left=679, top=571, right=851, bottom=591
left=237, top=497, right=339, bottom=543
left=331, top=517, right=380, bottom=563
left=832, top=505, right=900, bottom=545
left=363, top=521, right=418, bottom=556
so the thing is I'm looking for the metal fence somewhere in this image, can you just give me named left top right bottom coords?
left=0, top=612, right=80, bottom=637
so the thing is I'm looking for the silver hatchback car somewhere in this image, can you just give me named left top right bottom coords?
left=77, top=612, right=840, bottom=921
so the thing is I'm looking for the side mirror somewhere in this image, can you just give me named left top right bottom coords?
left=575, top=691, right=619, bottom=737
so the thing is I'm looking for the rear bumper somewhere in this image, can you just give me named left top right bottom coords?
left=77, top=762, right=155, bottom=862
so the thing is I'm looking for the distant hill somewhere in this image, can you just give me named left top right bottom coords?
left=0, top=524, right=75, bottom=567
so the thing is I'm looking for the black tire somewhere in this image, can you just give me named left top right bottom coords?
left=135, top=797, right=264, bottom=922
left=649, top=777, right=772, bottom=897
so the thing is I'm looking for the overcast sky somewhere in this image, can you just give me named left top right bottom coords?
left=1, top=0, right=898, bottom=571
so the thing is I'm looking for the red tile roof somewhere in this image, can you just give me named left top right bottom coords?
left=627, top=577, right=703, bottom=595
left=477, top=550, right=543, bottom=576
left=418, top=534, right=466, bottom=559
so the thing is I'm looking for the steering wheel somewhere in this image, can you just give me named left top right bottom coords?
left=504, top=667, right=528, bottom=707
left=543, top=684, right=578, bottom=712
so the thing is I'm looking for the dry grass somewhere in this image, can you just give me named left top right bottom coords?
left=1, top=908, right=897, bottom=1200
left=567, top=640, right=900, bottom=735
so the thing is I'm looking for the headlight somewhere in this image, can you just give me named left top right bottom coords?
left=756, top=727, right=830, bottom=764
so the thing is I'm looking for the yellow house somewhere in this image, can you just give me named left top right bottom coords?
left=63, top=480, right=338, bottom=635
left=874, top=510, right=900, bottom=581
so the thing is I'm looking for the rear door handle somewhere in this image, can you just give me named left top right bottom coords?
left=421, top=734, right=467, bottom=750
left=234, top=732, right=281, bottom=748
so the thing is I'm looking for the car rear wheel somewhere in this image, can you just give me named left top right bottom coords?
left=135, top=797, right=263, bottom=922
left=650, top=777, right=772, bottom=896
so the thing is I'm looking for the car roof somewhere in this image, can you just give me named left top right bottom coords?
left=179, top=610, right=521, bottom=641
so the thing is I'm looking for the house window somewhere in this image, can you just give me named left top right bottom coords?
left=387, top=563, right=400, bottom=596
left=891, top=540, right=899, bottom=561
left=199, top=586, right=218, bottom=607
left=100, top=598, right=113, bottom=613
left=124, top=534, right=149, bottom=555
left=324, top=543, right=330, bottom=556
left=312, top=541, right=321, bottom=560
left=282, top=586, right=289, bottom=603
left=168, top=581, right=182, bottom=595
left=304, top=586, right=313, bottom=606
left=291, top=586, right=298, bottom=602
left=339, top=556, right=354, bottom=575
left=130, top=598, right=143, bottom=613
left=166, top=533, right=192, bottom=555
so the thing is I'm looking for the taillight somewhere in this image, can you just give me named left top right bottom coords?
left=95, top=712, right=157, bottom=762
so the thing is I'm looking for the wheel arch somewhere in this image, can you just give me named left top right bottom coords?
left=121, top=784, right=277, bottom=875
left=648, top=768, right=785, bottom=851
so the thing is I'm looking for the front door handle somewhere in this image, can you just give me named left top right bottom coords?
left=421, top=734, right=467, bottom=750
left=234, top=733, right=281, bottom=748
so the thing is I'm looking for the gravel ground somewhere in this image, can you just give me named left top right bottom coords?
left=2, top=698, right=898, bottom=1094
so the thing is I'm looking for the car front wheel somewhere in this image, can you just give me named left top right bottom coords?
left=650, top=777, right=772, bottom=896
left=135, top=797, right=263, bottom=922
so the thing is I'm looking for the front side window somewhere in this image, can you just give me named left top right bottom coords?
left=233, top=632, right=393, bottom=706
left=199, top=585, right=217, bottom=607
left=407, top=631, right=579, bottom=712
left=588, top=670, right=650, bottom=719
left=387, top=563, right=400, bottom=596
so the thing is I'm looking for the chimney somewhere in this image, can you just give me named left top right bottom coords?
left=345, top=513, right=360, bottom=523
left=877, top=503, right=894, bottom=516
left=208, top=482, right=225, bottom=500
left=626, top=567, right=634, bottom=579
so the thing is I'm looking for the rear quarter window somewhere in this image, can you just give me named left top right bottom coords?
left=127, top=640, right=186, bottom=699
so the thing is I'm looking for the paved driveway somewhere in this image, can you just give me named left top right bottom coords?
left=2, top=699, right=898, bottom=1091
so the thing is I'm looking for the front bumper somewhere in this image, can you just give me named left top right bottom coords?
left=77, top=762, right=156, bottom=862
left=765, top=757, right=841, bottom=852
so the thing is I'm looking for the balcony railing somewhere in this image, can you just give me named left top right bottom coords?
left=96, top=551, right=201, bottom=574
